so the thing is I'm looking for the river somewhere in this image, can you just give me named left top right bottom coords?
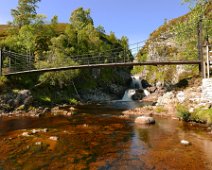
left=0, top=102, right=212, bottom=170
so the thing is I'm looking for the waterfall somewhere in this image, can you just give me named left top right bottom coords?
left=122, top=89, right=136, bottom=101
left=121, top=75, right=150, bottom=101
left=131, top=76, right=143, bottom=89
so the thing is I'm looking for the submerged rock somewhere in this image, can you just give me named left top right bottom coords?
left=135, top=116, right=155, bottom=125
left=49, top=136, right=58, bottom=141
left=31, top=128, right=48, bottom=134
left=35, top=142, right=42, bottom=145
left=21, top=132, right=30, bottom=137
left=180, top=140, right=190, bottom=145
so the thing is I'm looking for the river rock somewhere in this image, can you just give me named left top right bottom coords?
left=108, top=84, right=126, bottom=97
left=135, top=116, right=155, bottom=125
left=31, top=128, right=48, bottom=134
left=49, top=136, right=58, bottom=141
left=35, top=142, right=42, bottom=145
left=21, top=132, right=30, bottom=137
left=146, top=86, right=157, bottom=93
left=180, top=140, right=190, bottom=145
left=176, top=91, right=185, bottom=103
left=14, top=90, right=31, bottom=106
left=51, top=107, right=68, bottom=116
left=157, top=91, right=175, bottom=105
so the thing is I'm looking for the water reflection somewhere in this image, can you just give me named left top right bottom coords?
left=0, top=104, right=211, bottom=170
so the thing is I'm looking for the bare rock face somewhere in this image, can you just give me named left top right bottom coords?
left=135, top=116, right=155, bottom=125
left=202, top=78, right=212, bottom=101
left=14, top=90, right=32, bottom=107
left=157, top=91, right=175, bottom=106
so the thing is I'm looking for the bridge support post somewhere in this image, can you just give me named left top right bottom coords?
left=0, top=49, right=2, bottom=76
left=197, top=16, right=205, bottom=78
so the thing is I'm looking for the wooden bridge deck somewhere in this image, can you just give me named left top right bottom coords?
left=4, top=60, right=201, bottom=76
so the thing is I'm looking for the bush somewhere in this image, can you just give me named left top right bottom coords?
left=177, top=104, right=212, bottom=125
left=191, top=108, right=212, bottom=124
left=176, top=104, right=190, bottom=121
left=68, top=98, right=78, bottom=105
left=0, top=76, right=8, bottom=92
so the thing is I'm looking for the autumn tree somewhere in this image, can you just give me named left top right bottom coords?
left=11, top=0, right=41, bottom=28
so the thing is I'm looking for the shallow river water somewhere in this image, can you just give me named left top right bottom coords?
left=0, top=102, right=212, bottom=170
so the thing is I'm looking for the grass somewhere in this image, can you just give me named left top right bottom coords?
left=177, top=104, right=212, bottom=125
left=31, top=85, right=78, bottom=106
left=191, top=108, right=212, bottom=124
left=155, top=106, right=167, bottom=113
left=176, top=104, right=190, bottom=122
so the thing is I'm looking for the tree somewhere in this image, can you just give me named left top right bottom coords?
left=37, top=35, right=79, bottom=88
left=11, top=0, right=41, bottom=28
left=70, top=7, right=93, bottom=30
left=51, top=15, right=58, bottom=26
left=173, top=0, right=211, bottom=60
left=96, top=25, right=105, bottom=34
left=182, top=0, right=209, bottom=8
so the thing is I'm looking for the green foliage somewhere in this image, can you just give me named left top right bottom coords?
left=181, top=0, right=209, bottom=9
left=0, top=6, right=132, bottom=104
left=176, top=104, right=191, bottom=121
left=131, top=66, right=145, bottom=75
left=132, top=1, right=211, bottom=84
left=32, top=85, right=78, bottom=104
left=70, top=8, right=93, bottom=30
left=191, top=108, right=212, bottom=124
left=174, top=1, right=211, bottom=54
left=0, top=76, right=8, bottom=92
left=155, top=106, right=167, bottom=113
left=11, top=0, right=41, bottom=27
left=68, top=98, right=79, bottom=105
left=176, top=104, right=212, bottom=124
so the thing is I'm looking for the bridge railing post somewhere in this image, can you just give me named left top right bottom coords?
left=197, top=15, right=205, bottom=78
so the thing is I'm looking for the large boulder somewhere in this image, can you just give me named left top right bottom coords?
left=132, top=89, right=146, bottom=100
left=107, top=84, right=126, bottom=97
left=14, top=90, right=32, bottom=107
left=135, top=116, right=155, bottom=124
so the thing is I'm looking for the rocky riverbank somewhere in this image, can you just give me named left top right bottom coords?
left=122, top=78, right=212, bottom=128
left=0, top=81, right=128, bottom=117
left=1, top=76, right=212, bottom=130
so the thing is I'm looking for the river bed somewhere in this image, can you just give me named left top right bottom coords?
left=0, top=102, right=212, bottom=170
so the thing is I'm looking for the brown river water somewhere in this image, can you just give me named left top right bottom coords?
left=0, top=102, right=212, bottom=170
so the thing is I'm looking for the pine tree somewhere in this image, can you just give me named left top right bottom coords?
left=11, top=0, right=41, bottom=28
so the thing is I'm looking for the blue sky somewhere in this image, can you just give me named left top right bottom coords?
left=0, top=0, right=189, bottom=44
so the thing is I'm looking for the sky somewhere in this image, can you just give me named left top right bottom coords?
left=0, top=0, right=190, bottom=44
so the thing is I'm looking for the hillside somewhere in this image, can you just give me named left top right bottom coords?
left=0, top=25, right=12, bottom=40
left=0, top=23, right=68, bottom=40
left=132, top=1, right=212, bottom=85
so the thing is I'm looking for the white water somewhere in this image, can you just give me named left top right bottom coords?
left=131, top=75, right=142, bottom=89
left=144, top=89, right=150, bottom=96
left=122, top=89, right=136, bottom=101
left=122, top=76, right=150, bottom=101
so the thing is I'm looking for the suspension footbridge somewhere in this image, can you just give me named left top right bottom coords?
left=0, top=43, right=202, bottom=76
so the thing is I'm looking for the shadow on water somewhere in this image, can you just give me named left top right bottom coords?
left=0, top=102, right=212, bottom=169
